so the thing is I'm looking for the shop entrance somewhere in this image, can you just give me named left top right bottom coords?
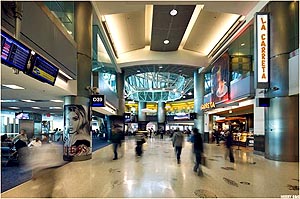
left=215, top=115, right=254, bottom=150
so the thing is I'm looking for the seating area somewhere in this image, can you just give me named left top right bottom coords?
left=1, top=137, right=110, bottom=192
left=1, top=141, right=18, bottom=167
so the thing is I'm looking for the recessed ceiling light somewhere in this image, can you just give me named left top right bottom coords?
left=164, top=39, right=170, bottom=44
left=32, top=107, right=41, bottom=109
left=22, top=100, right=36, bottom=103
left=170, top=9, right=177, bottom=16
left=2, top=84, right=25, bottom=89
left=9, top=107, right=20, bottom=109
left=1, top=100, right=17, bottom=103
left=50, top=100, right=64, bottom=103
left=188, top=92, right=193, bottom=95
left=241, top=43, right=245, bottom=46
left=137, top=70, right=140, bottom=72
left=49, top=107, right=62, bottom=109
left=159, top=66, right=163, bottom=69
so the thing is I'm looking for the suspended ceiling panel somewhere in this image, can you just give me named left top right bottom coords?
left=104, top=11, right=145, bottom=54
left=150, top=5, right=195, bottom=51
left=184, top=10, right=240, bottom=55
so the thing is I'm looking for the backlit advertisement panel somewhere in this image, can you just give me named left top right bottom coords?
left=63, top=104, right=91, bottom=161
left=211, top=52, right=230, bottom=104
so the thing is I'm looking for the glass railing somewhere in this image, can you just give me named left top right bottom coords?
left=44, top=1, right=74, bottom=37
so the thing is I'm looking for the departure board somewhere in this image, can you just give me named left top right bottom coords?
left=1, top=31, right=31, bottom=72
left=28, top=54, right=59, bottom=86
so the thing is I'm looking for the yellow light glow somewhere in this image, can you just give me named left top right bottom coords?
left=145, top=5, right=153, bottom=45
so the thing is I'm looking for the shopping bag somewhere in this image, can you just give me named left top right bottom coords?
left=201, top=153, right=207, bottom=167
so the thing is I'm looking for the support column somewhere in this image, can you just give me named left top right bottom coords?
left=157, top=101, right=165, bottom=123
left=116, top=72, right=125, bottom=115
left=263, top=1, right=299, bottom=161
left=63, top=2, right=92, bottom=162
left=138, top=101, right=146, bottom=122
left=194, top=71, right=205, bottom=134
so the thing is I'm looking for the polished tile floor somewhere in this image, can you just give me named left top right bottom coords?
left=1, top=136, right=299, bottom=198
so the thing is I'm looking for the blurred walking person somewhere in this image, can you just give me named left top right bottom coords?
left=192, top=128, right=204, bottom=176
left=135, top=131, right=146, bottom=156
left=172, top=128, right=184, bottom=164
left=111, top=124, right=123, bottom=160
left=25, top=142, right=66, bottom=197
left=225, top=131, right=235, bottom=163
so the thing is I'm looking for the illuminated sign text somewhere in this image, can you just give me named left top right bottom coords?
left=256, top=14, right=269, bottom=83
left=201, top=102, right=216, bottom=110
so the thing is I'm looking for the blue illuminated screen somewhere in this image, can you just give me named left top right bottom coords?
left=28, top=54, right=59, bottom=86
left=1, top=31, right=31, bottom=72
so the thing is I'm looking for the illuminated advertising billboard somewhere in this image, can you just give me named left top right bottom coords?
left=211, top=52, right=230, bottom=104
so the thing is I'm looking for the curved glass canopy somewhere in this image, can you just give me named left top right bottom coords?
left=125, top=72, right=193, bottom=102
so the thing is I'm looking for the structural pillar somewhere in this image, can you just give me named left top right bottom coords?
left=63, top=2, right=93, bottom=161
left=116, top=72, right=125, bottom=115
left=138, top=101, right=146, bottom=122
left=157, top=101, right=165, bottom=123
left=157, top=101, right=166, bottom=131
left=262, top=1, right=299, bottom=161
left=194, top=71, right=205, bottom=134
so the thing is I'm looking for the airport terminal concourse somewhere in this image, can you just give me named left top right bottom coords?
left=1, top=1, right=299, bottom=198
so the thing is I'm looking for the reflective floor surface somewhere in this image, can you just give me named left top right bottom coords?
left=1, top=137, right=299, bottom=198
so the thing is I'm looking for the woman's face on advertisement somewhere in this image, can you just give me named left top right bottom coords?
left=67, top=111, right=80, bottom=134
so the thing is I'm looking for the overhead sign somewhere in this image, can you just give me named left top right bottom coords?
left=1, top=30, right=31, bottom=72
left=28, top=54, right=59, bottom=86
left=90, top=95, right=105, bottom=107
left=256, top=13, right=269, bottom=86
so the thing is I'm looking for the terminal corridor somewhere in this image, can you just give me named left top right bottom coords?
left=1, top=137, right=299, bottom=198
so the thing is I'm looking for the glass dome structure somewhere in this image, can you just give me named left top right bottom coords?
left=125, top=71, right=193, bottom=102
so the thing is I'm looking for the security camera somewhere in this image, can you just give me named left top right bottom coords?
left=92, top=87, right=100, bottom=94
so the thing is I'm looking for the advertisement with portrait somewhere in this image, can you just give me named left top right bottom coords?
left=63, top=104, right=92, bottom=161
left=211, top=52, right=230, bottom=104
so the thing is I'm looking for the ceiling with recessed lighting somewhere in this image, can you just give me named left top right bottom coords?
left=150, top=5, right=195, bottom=51
left=1, top=1, right=265, bottom=116
left=92, top=1, right=259, bottom=69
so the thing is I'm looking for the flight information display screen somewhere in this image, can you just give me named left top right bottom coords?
left=28, top=54, right=59, bottom=86
left=1, top=31, right=31, bottom=72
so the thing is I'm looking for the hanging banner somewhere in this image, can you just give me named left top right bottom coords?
left=63, top=104, right=91, bottom=161
left=256, top=13, right=269, bottom=88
